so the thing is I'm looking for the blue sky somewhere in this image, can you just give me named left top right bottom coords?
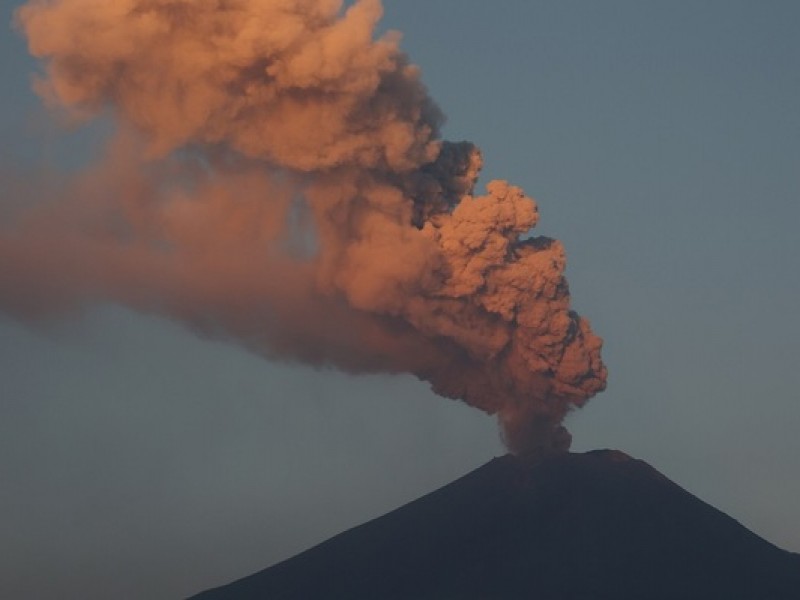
left=2, top=1, right=799, bottom=598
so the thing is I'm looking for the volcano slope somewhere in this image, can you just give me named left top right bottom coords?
left=190, top=450, right=800, bottom=599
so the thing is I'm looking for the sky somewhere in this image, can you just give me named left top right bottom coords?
left=1, top=1, right=799, bottom=599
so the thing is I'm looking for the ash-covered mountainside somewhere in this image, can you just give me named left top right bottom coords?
left=190, top=450, right=800, bottom=599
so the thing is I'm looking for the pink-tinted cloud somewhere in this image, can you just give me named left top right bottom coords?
left=4, top=0, right=606, bottom=455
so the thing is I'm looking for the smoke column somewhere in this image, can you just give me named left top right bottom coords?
left=2, top=0, right=606, bottom=456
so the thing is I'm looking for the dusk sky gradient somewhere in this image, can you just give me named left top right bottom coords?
left=1, top=2, right=799, bottom=599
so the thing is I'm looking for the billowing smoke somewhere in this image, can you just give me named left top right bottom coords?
left=2, top=0, right=606, bottom=455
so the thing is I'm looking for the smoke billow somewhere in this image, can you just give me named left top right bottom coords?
left=2, top=0, right=606, bottom=455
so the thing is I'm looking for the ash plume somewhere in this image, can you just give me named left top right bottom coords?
left=2, top=0, right=606, bottom=455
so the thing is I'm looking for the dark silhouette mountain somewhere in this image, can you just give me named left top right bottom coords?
left=189, top=450, right=800, bottom=599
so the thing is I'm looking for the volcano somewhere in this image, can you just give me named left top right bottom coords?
left=189, top=450, right=800, bottom=599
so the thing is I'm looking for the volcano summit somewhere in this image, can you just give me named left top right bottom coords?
left=190, top=450, right=800, bottom=599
